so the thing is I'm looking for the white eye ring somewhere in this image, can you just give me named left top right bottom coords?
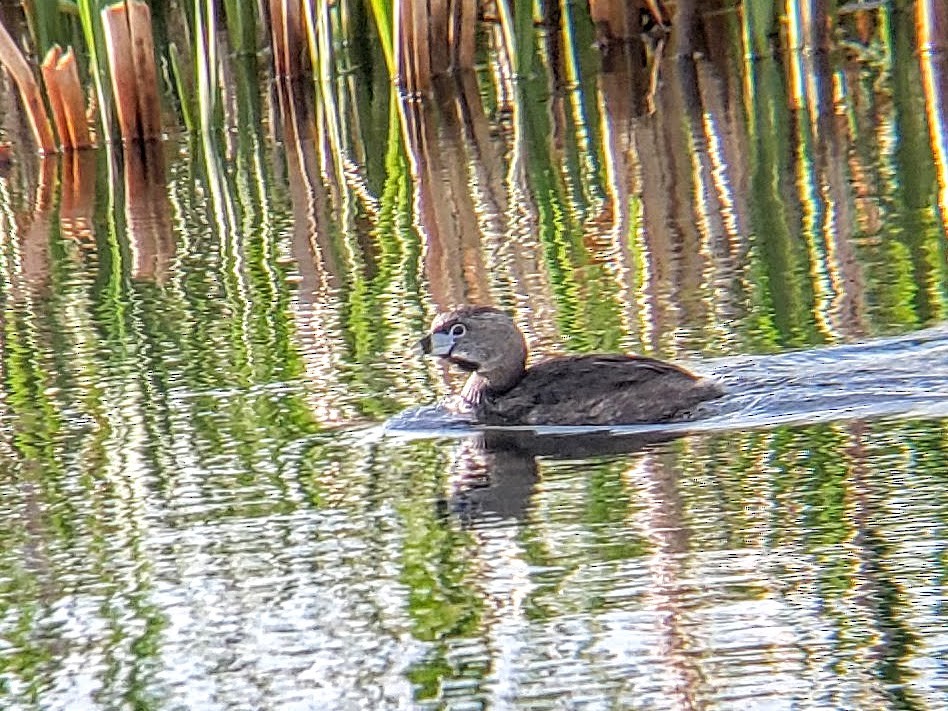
left=449, top=323, right=467, bottom=337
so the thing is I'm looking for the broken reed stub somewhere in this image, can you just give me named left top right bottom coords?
left=102, top=1, right=162, bottom=142
left=42, top=45, right=92, bottom=151
left=56, top=49, right=93, bottom=149
left=41, top=46, right=69, bottom=146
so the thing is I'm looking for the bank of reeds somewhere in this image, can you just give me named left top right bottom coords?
left=3, top=1, right=944, bottom=155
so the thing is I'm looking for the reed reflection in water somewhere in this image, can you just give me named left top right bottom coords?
left=0, top=4, right=947, bottom=709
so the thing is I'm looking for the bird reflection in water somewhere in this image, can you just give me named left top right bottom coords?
left=440, top=428, right=685, bottom=525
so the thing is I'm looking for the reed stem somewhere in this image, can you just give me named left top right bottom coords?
left=0, top=17, right=57, bottom=153
left=77, top=0, right=114, bottom=142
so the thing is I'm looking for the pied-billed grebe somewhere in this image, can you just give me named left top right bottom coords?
left=418, top=305, right=723, bottom=426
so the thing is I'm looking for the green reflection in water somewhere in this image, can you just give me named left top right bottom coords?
left=747, top=56, right=819, bottom=349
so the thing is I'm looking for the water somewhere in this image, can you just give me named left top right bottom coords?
left=2, top=7, right=948, bottom=710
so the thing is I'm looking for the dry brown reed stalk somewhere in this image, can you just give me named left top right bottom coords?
left=594, top=44, right=659, bottom=343
left=271, top=0, right=286, bottom=75
left=687, top=44, right=751, bottom=334
left=18, top=159, right=58, bottom=292
left=409, top=0, right=431, bottom=89
left=430, top=0, right=449, bottom=76
left=42, top=46, right=93, bottom=150
left=271, top=0, right=307, bottom=78
left=0, top=18, right=56, bottom=154
left=394, top=0, right=430, bottom=92
left=838, top=3, right=879, bottom=45
left=41, top=46, right=69, bottom=145
left=801, top=47, right=871, bottom=339
left=799, top=0, right=834, bottom=52
left=0, top=143, right=12, bottom=173
left=278, top=80, right=344, bottom=287
left=919, top=0, right=948, bottom=52
left=275, top=80, right=354, bottom=425
left=128, top=2, right=162, bottom=140
left=590, top=0, right=670, bottom=46
left=589, top=0, right=644, bottom=44
left=102, top=6, right=138, bottom=140
left=102, top=1, right=162, bottom=142
left=628, top=58, right=711, bottom=351
left=394, top=0, right=478, bottom=93
left=56, top=49, right=93, bottom=149
left=596, top=42, right=650, bottom=276
left=451, top=0, right=478, bottom=71
left=445, top=70, right=558, bottom=332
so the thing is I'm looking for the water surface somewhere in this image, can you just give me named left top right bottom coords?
left=1, top=6, right=948, bottom=709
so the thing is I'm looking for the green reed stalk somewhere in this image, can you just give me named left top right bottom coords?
left=344, top=95, right=404, bottom=385
left=303, top=0, right=320, bottom=78
left=24, top=0, right=64, bottom=55
left=742, top=0, right=777, bottom=58
left=168, top=42, right=195, bottom=133
left=76, top=0, right=113, bottom=142
left=513, top=0, right=535, bottom=78
left=790, top=89, right=834, bottom=338
left=307, top=0, right=353, bottom=88
left=383, top=93, right=421, bottom=294
left=222, top=0, right=256, bottom=55
left=232, top=52, right=262, bottom=137
left=366, top=0, right=396, bottom=79
left=889, top=2, right=945, bottom=323
left=194, top=0, right=220, bottom=134
left=518, top=77, right=583, bottom=345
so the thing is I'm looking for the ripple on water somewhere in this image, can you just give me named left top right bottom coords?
left=3, top=370, right=948, bottom=708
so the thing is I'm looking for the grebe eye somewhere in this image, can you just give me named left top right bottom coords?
left=449, top=323, right=467, bottom=337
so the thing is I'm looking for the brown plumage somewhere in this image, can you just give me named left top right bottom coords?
left=418, top=305, right=723, bottom=426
